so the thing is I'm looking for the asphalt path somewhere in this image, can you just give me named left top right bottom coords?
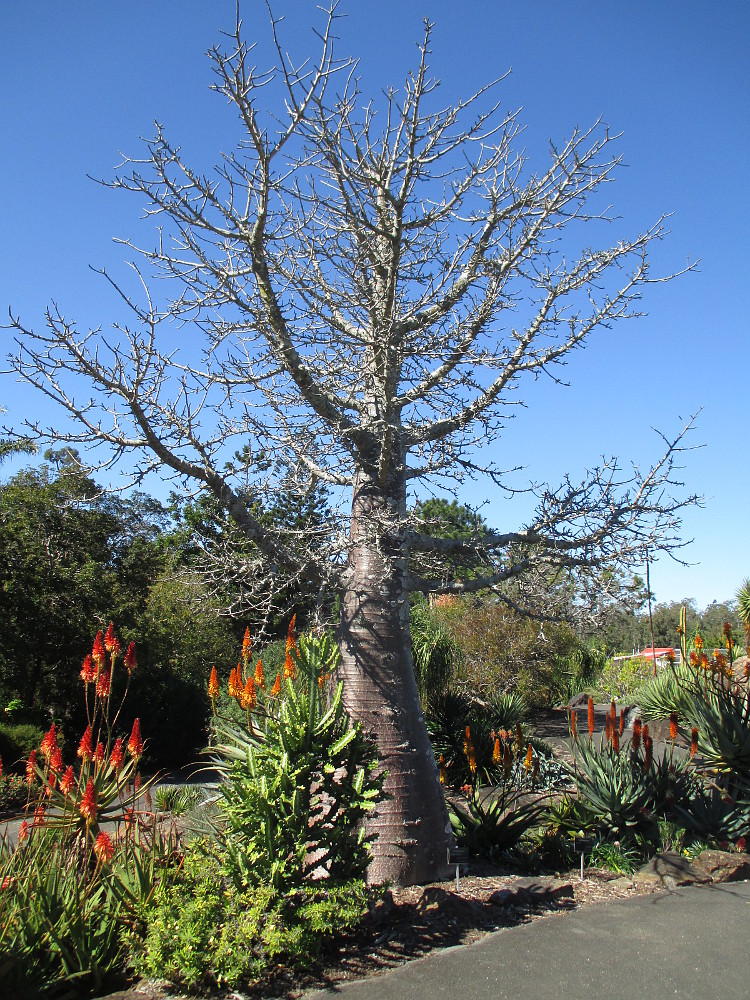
left=303, top=880, right=750, bottom=1000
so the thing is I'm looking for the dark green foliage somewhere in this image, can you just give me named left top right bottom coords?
left=410, top=602, right=458, bottom=708
left=425, top=689, right=527, bottom=787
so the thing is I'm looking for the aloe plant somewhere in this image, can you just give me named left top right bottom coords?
left=211, top=629, right=385, bottom=890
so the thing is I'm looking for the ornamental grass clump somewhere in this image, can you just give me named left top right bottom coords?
left=208, top=620, right=385, bottom=891
left=0, top=625, right=176, bottom=997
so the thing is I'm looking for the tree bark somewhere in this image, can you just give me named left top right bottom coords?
left=338, top=467, right=452, bottom=885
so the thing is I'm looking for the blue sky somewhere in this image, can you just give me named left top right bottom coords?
left=1, top=1, right=747, bottom=609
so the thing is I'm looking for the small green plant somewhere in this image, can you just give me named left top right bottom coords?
left=448, top=785, right=547, bottom=860
left=208, top=622, right=385, bottom=890
left=153, top=783, right=204, bottom=816
left=588, top=839, right=641, bottom=874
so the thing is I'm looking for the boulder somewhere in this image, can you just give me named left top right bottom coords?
left=692, top=850, right=750, bottom=883
left=637, top=851, right=711, bottom=888
left=415, top=886, right=485, bottom=922
left=489, top=878, right=574, bottom=908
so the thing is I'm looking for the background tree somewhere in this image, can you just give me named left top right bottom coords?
left=8, top=7, right=696, bottom=883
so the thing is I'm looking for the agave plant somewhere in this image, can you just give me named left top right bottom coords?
left=569, top=737, right=655, bottom=839
left=448, top=785, right=547, bottom=860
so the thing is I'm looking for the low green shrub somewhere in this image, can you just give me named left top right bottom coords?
left=593, top=656, right=658, bottom=700
left=153, top=784, right=205, bottom=816
left=0, top=723, right=46, bottom=774
left=131, top=844, right=372, bottom=991
left=0, top=774, right=28, bottom=814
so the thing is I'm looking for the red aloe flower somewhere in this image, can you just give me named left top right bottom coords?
left=40, top=723, right=57, bottom=761
left=110, top=637, right=121, bottom=659
left=632, top=718, right=642, bottom=755
left=669, top=712, right=678, bottom=741
left=45, top=772, right=55, bottom=797
left=78, top=725, right=93, bottom=762
left=96, top=669, right=111, bottom=698
left=493, top=737, right=501, bottom=764
left=124, top=641, right=137, bottom=673
left=109, top=737, right=124, bottom=773
left=587, top=697, right=595, bottom=738
left=690, top=727, right=698, bottom=759
left=610, top=699, right=616, bottom=727
left=80, top=654, right=96, bottom=683
left=570, top=710, right=578, bottom=740
left=60, top=765, right=75, bottom=796
left=92, top=631, right=106, bottom=666
left=33, top=804, right=46, bottom=827
left=104, top=622, right=117, bottom=653
left=207, top=666, right=219, bottom=700
left=643, top=735, right=653, bottom=770
left=613, top=729, right=620, bottom=754
left=127, top=719, right=143, bottom=761
left=50, top=746, right=63, bottom=773
left=79, top=778, right=98, bottom=824
left=94, top=830, right=114, bottom=864
left=242, top=626, right=252, bottom=663
left=254, top=658, right=265, bottom=689
left=26, top=750, right=37, bottom=787
left=524, top=744, right=534, bottom=772
left=94, top=742, right=105, bottom=767
left=0, top=753, right=3, bottom=778
left=605, top=714, right=612, bottom=743
left=619, top=708, right=626, bottom=737
left=18, top=821, right=29, bottom=844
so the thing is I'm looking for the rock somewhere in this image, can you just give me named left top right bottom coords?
left=368, top=889, right=395, bottom=923
left=566, top=692, right=591, bottom=710
left=692, top=850, right=750, bottom=883
left=489, top=878, right=574, bottom=908
left=415, top=886, right=485, bottom=922
left=637, top=851, right=711, bottom=887
left=609, top=877, right=635, bottom=891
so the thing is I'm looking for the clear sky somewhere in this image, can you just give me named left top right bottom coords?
left=1, top=1, right=747, bottom=609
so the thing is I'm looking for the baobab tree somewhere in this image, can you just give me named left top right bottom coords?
left=8, top=5, right=696, bottom=884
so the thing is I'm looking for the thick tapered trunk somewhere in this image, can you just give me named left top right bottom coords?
left=338, top=468, right=452, bottom=885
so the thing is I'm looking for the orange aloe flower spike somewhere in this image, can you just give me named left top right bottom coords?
left=493, top=737, right=501, bottom=764
left=208, top=666, right=219, bottom=700
left=587, top=697, right=595, bottom=738
left=124, top=641, right=137, bottom=673
left=254, top=658, right=264, bottom=689
left=690, top=727, right=698, bottom=759
left=79, top=778, right=98, bottom=825
left=524, top=743, right=533, bottom=772
left=59, top=765, right=75, bottom=796
left=570, top=710, right=578, bottom=740
left=92, top=631, right=106, bottom=666
left=40, top=723, right=57, bottom=761
left=284, top=651, right=295, bottom=679
left=242, top=626, right=252, bottom=663
left=669, top=712, right=678, bottom=741
left=240, top=677, right=256, bottom=711
left=127, top=718, right=144, bottom=761
left=109, top=738, right=124, bottom=773
left=619, top=708, right=626, bottom=737
left=104, top=622, right=117, bottom=653
left=270, top=673, right=281, bottom=697
left=80, top=654, right=96, bottom=683
left=25, top=750, right=37, bottom=787
left=631, top=718, right=642, bottom=755
left=94, top=830, right=114, bottom=864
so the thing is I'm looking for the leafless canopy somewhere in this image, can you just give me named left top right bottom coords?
left=8, top=3, right=697, bottom=624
